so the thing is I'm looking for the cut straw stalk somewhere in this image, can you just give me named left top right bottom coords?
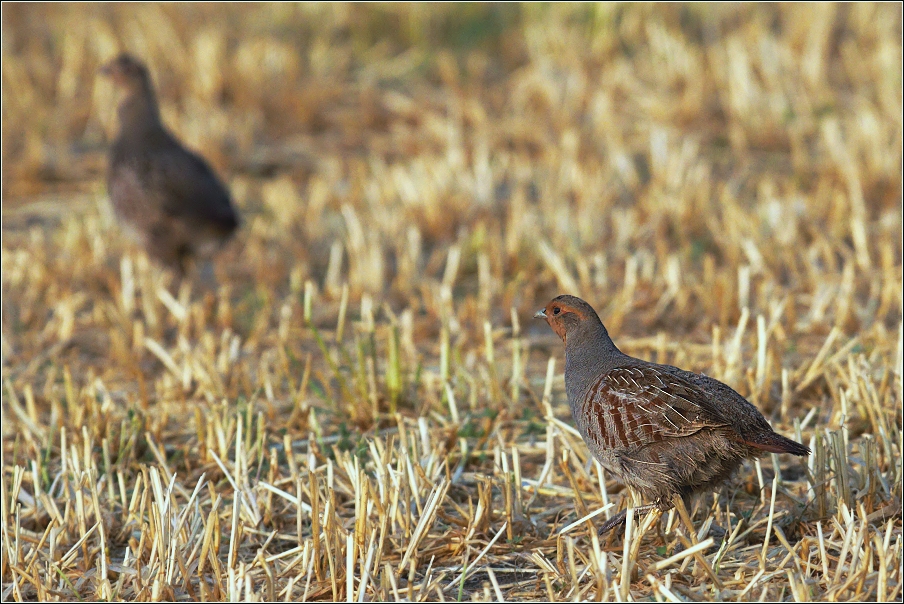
left=399, top=479, right=449, bottom=570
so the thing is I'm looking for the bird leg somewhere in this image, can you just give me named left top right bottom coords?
left=597, top=503, right=660, bottom=535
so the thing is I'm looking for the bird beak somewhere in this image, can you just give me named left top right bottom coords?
left=533, top=309, right=547, bottom=319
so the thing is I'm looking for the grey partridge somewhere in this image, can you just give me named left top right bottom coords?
left=535, top=295, right=809, bottom=533
left=102, top=54, right=239, bottom=273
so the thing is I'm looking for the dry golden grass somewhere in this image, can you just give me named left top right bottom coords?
left=2, top=3, right=902, bottom=601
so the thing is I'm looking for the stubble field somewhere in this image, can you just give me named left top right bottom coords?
left=2, top=4, right=902, bottom=601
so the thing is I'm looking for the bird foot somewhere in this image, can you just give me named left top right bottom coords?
left=598, top=503, right=661, bottom=536
left=597, top=510, right=628, bottom=536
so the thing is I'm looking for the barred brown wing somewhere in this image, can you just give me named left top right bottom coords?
left=580, top=366, right=728, bottom=452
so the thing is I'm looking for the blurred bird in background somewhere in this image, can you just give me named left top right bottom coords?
left=102, top=53, right=240, bottom=276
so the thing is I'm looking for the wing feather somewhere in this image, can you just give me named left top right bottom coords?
left=580, top=365, right=729, bottom=453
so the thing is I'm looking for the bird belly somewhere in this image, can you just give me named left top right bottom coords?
left=619, top=429, right=754, bottom=502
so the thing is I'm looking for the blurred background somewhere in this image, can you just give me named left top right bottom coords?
left=2, top=2, right=902, bottom=403
left=3, top=5, right=901, bottom=316
left=2, top=0, right=902, bottom=412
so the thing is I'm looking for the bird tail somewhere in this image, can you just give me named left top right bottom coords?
left=743, top=432, right=810, bottom=456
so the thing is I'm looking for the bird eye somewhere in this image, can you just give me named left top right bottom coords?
left=552, top=306, right=561, bottom=316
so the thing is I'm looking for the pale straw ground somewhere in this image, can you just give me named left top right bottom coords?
left=1, top=4, right=902, bottom=601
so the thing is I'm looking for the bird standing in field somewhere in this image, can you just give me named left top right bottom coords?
left=102, top=53, right=239, bottom=274
left=535, top=295, right=809, bottom=534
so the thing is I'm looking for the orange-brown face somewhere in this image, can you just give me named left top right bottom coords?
left=100, top=54, right=150, bottom=91
left=533, top=296, right=590, bottom=344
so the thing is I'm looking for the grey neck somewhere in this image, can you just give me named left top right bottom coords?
left=563, top=322, right=626, bottom=408
left=116, top=85, right=162, bottom=138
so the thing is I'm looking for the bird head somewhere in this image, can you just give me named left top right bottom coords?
left=534, top=295, right=601, bottom=345
left=100, top=54, right=152, bottom=93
